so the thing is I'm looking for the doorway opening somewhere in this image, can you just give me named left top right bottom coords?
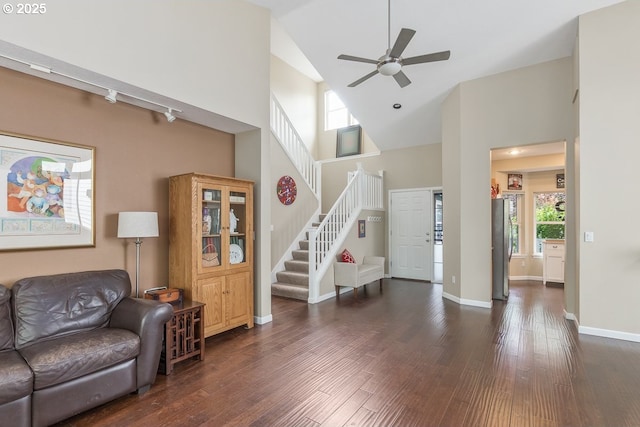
left=489, top=140, right=567, bottom=296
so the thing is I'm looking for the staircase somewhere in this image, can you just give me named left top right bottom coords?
left=269, top=93, right=383, bottom=303
left=271, top=215, right=324, bottom=301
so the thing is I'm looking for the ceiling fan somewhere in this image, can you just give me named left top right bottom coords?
left=337, top=0, right=450, bottom=88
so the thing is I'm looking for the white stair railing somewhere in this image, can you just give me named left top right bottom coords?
left=270, top=94, right=321, bottom=199
left=308, top=166, right=383, bottom=302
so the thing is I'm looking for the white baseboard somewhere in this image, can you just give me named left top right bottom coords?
left=254, top=314, right=273, bottom=325
left=509, top=275, right=543, bottom=281
left=579, top=325, right=640, bottom=343
left=564, top=310, right=578, bottom=323
left=442, top=292, right=492, bottom=309
left=309, top=291, right=336, bottom=304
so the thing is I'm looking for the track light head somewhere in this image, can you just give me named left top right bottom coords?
left=105, top=89, right=118, bottom=103
left=164, top=108, right=176, bottom=123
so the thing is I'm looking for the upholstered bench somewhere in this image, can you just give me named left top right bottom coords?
left=334, top=255, right=385, bottom=299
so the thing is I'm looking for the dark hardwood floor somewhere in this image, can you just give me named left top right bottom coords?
left=56, top=280, right=640, bottom=427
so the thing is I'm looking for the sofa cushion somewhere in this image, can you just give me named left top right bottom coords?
left=12, top=269, right=131, bottom=349
left=0, top=350, right=33, bottom=404
left=358, top=264, right=383, bottom=285
left=0, top=285, right=14, bottom=351
left=19, top=327, right=140, bottom=390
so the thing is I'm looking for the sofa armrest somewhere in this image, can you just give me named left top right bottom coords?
left=334, top=262, right=359, bottom=286
left=363, top=256, right=385, bottom=269
left=110, top=298, right=173, bottom=393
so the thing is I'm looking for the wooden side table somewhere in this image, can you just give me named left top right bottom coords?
left=159, top=300, right=205, bottom=375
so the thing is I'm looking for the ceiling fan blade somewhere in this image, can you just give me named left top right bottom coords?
left=389, top=28, right=416, bottom=58
left=402, top=50, right=451, bottom=66
left=348, top=70, right=379, bottom=87
left=393, top=70, right=411, bottom=88
left=338, top=54, right=379, bottom=65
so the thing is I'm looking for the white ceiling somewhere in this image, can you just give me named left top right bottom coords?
left=250, top=0, right=623, bottom=152
left=491, top=141, right=565, bottom=161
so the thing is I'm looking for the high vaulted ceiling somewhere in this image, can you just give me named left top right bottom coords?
left=249, top=0, right=623, bottom=152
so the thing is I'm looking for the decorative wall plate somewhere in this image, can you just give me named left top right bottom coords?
left=230, top=243, right=244, bottom=264
left=277, top=175, right=297, bottom=205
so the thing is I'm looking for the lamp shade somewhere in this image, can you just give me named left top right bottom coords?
left=117, top=212, right=159, bottom=238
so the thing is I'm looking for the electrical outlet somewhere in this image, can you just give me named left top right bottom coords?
left=452, top=275, right=456, bottom=284
left=521, top=260, right=525, bottom=267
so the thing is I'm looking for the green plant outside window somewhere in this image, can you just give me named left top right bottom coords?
left=535, top=192, right=565, bottom=253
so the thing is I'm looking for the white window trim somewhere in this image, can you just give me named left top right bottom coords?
left=324, top=90, right=358, bottom=131
left=533, top=191, right=565, bottom=255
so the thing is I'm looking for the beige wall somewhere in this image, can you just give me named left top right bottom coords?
left=577, top=0, right=640, bottom=336
left=271, top=55, right=319, bottom=156
left=0, top=67, right=234, bottom=289
left=269, top=51, right=321, bottom=270
left=270, top=135, right=319, bottom=269
left=321, top=144, right=442, bottom=211
left=321, top=144, right=442, bottom=269
left=0, top=0, right=274, bottom=320
left=443, top=57, right=574, bottom=304
left=442, top=86, right=462, bottom=298
left=0, top=0, right=270, bottom=130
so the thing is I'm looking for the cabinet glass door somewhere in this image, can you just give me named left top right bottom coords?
left=228, top=188, right=247, bottom=266
left=201, top=186, right=222, bottom=270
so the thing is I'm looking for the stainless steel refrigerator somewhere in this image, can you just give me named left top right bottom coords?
left=492, top=198, right=511, bottom=300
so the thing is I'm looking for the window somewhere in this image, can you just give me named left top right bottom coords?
left=502, top=193, right=523, bottom=254
left=534, top=192, right=565, bottom=254
left=324, top=90, right=358, bottom=130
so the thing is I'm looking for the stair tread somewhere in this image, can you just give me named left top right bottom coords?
left=271, top=282, right=309, bottom=301
left=277, top=271, right=309, bottom=278
left=285, top=259, right=308, bottom=265
left=271, top=282, right=308, bottom=289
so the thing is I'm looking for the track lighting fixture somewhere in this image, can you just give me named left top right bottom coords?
left=105, top=89, right=118, bottom=103
left=0, top=53, right=184, bottom=119
left=164, top=108, right=176, bottom=123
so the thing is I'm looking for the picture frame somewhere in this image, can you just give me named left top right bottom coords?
left=507, top=173, right=523, bottom=190
left=336, top=125, right=362, bottom=158
left=0, top=131, right=95, bottom=251
left=358, top=219, right=365, bottom=238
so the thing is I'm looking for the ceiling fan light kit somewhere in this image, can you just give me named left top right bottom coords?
left=337, top=0, right=450, bottom=88
left=378, top=59, right=401, bottom=76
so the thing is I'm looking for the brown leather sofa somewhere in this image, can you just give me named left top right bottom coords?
left=0, top=269, right=173, bottom=427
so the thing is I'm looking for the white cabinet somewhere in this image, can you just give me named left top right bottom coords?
left=543, top=240, right=565, bottom=285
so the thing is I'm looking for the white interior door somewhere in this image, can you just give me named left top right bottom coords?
left=390, top=189, right=433, bottom=280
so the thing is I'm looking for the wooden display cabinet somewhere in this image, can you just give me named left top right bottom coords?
left=169, top=173, right=254, bottom=338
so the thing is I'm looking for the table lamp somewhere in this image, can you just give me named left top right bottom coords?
left=117, top=212, right=159, bottom=298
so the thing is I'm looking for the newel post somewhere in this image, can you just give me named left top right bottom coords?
left=307, top=227, right=319, bottom=302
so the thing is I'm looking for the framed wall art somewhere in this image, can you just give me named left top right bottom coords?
left=0, top=131, right=95, bottom=251
left=336, top=125, right=362, bottom=157
left=507, top=173, right=523, bottom=190
left=358, top=219, right=365, bottom=238
left=276, top=175, right=297, bottom=205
